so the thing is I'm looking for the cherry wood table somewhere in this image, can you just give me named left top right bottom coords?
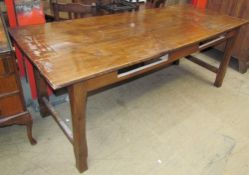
left=9, top=4, right=248, bottom=173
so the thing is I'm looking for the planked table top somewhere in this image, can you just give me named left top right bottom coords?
left=9, top=4, right=248, bottom=89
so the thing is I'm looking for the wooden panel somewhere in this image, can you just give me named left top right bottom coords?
left=0, top=95, right=24, bottom=117
left=207, top=0, right=237, bottom=15
left=0, top=54, right=14, bottom=75
left=0, top=57, right=7, bottom=74
left=0, top=75, right=18, bottom=94
left=9, top=5, right=248, bottom=89
left=169, top=44, right=198, bottom=60
left=232, top=0, right=249, bottom=61
left=207, top=0, right=249, bottom=72
left=86, top=56, right=173, bottom=91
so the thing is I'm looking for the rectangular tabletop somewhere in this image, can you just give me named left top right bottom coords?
left=9, top=4, right=248, bottom=89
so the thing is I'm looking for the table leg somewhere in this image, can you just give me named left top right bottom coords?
left=214, top=31, right=239, bottom=87
left=173, top=60, right=180, bottom=65
left=238, top=60, right=248, bottom=74
left=34, top=68, right=50, bottom=117
left=68, top=82, right=88, bottom=173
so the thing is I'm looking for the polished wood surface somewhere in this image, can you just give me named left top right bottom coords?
left=207, top=0, right=249, bottom=73
left=10, top=4, right=248, bottom=90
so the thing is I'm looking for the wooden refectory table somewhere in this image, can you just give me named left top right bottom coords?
left=9, top=4, right=248, bottom=173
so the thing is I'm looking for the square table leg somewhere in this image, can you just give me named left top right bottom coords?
left=214, top=30, right=239, bottom=87
left=34, top=67, right=88, bottom=172
left=34, top=68, right=50, bottom=117
left=68, top=82, right=88, bottom=173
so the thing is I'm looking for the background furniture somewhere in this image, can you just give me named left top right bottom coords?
left=96, top=0, right=139, bottom=13
left=146, top=0, right=167, bottom=8
left=52, top=2, right=94, bottom=20
left=166, top=0, right=187, bottom=5
left=207, top=0, right=249, bottom=73
left=191, top=0, right=207, bottom=8
left=0, top=10, right=36, bottom=145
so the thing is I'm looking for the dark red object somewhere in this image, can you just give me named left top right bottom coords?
left=191, top=0, right=207, bottom=9
left=191, top=0, right=197, bottom=6
left=197, top=0, right=207, bottom=9
left=4, top=0, right=51, bottom=99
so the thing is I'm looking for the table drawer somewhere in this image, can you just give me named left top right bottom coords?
left=0, top=75, right=18, bottom=94
left=169, top=44, right=199, bottom=60
left=0, top=54, right=14, bottom=75
left=0, top=95, right=24, bottom=118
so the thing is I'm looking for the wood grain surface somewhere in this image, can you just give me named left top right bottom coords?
left=9, top=4, right=248, bottom=89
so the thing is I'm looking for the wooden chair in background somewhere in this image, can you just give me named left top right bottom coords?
left=146, top=0, right=167, bottom=8
left=52, top=2, right=95, bottom=21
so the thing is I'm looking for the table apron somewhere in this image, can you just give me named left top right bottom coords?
left=84, top=29, right=236, bottom=92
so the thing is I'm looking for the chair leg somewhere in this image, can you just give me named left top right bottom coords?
left=26, top=114, right=37, bottom=145
left=173, top=60, right=180, bottom=65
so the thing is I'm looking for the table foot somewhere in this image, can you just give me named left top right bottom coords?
left=173, top=60, right=180, bottom=65
left=214, top=29, right=239, bottom=87
left=238, top=60, right=248, bottom=74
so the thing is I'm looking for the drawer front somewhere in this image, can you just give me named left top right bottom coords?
left=0, top=95, right=24, bottom=118
left=0, top=75, right=18, bottom=94
left=0, top=54, right=14, bottom=75
left=169, top=44, right=199, bottom=60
